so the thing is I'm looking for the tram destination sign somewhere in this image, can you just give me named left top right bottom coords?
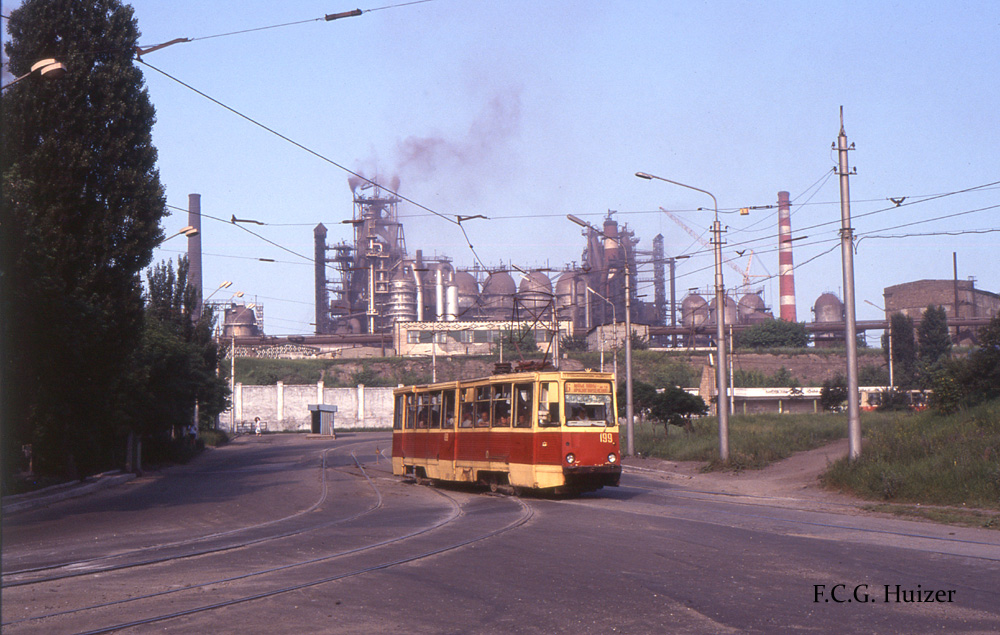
left=566, top=382, right=611, bottom=394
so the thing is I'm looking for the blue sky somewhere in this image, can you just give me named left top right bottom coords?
left=6, top=1, right=999, bottom=338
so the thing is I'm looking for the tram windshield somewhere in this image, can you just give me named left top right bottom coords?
left=564, top=381, right=614, bottom=427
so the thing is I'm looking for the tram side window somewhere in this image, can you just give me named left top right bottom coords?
left=513, top=383, right=533, bottom=428
left=475, top=385, right=491, bottom=427
left=405, top=394, right=416, bottom=430
left=459, top=387, right=476, bottom=427
left=429, top=391, right=442, bottom=429
left=416, top=394, right=430, bottom=429
left=492, top=383, right=512, bottom=427
left=394, top=394, right=406, bottom=430
left=538, top=381, right=560, bottom=427
left=443, top=390, right=457, bottom=428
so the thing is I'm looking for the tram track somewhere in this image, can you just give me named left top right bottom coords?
left=2, top=440, right=377, bottom=588
left=2, top=451, right=535, bottom=635
left=558, top=477, right=1000, bottom=562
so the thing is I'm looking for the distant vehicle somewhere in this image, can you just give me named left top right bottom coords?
left=860, top=388, right=930, bottom=412
left=392, top=369, right=621, bottom=495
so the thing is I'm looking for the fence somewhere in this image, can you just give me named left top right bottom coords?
left=225, top=382, right=394, bottom=432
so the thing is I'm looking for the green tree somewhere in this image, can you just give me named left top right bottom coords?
left=820, top=374, right=848, bottom=411
left=499, top=324, right=537, bottom=356
left=883, top=313, right=917, bottom=389
left=560, top=334, right=589, bottom=352
left=139, top=258, right=229, bottom=436
left=2, top=0, right=166, bottom=478
left=647, top=386, right=708, bottom=434
left=947, top=313, right=1000, bottom=408
left=917, top=305, right=951, bottom=367
left=628, top=330, right=649, bottom=350
left=734, top=320, right=809, bottom=349
left=620, top=380, right=659, bottom=419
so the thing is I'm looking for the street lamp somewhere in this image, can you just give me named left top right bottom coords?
left=158, top=225, right=199, bottom=245
left=204, top=280, right=233, bottom=302
left=586, top=286, right=617, bottom=382
left=568, top=214, right=635, bottom=457
left=636, top=171, right=729, bottom=462
left=1, top=58, right=66, bottom=90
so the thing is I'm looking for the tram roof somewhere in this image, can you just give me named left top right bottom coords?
left=392, top=369, right=616, bottom=394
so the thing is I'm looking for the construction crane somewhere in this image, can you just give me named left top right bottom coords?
left=659, top=207, right=763, bottom=289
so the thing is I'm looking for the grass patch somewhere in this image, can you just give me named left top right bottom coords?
left=632, top=412, right=856, bottom=471
left=822, top=400, right=1000, bottom=509
left=199, top=429, right=229, bottom=447
left=860, top=503, right=1000, bottom=530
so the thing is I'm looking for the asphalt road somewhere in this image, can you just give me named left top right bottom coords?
left=2, top=433, right=998, bottom=634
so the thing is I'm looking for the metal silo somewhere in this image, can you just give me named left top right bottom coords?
left=738, top=292, right=767, bottom=324
left=518, top=270, right=553, bottom=318
left=709, top=295, right=738, bottom=327
left=813, top=292, right=845, bottom=347
left=481, top=271, right=516, bottom=319
left=453, top=270, right=479, bottom=319
left=681, top=293, right=709, bottom=328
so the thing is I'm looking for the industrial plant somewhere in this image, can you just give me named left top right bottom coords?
left=186, top=179, right=996, bottom=358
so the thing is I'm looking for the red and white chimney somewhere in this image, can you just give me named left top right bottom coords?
left=777, top=191, right=796, bottom=322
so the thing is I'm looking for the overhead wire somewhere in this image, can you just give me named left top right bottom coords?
left=142, top=59, right=491, bottom=272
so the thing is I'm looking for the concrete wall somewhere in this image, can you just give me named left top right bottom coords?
left=232, top=381, right=394, bottom=432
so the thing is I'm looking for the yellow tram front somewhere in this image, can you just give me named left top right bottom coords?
left=392, top=370, right=621, bottom=494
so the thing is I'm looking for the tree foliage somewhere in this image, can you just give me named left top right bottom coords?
left=940, top=313, right=1000, bottom=410
left=137, top=258, right=229, bottom=435
left=620, top=380, right=707, bottom=433
left=499, top=324, right=537, bottom=356
left=647, top=386, right=708, bottom=433
left=2, top=0, right=166, bottom=478
left=559, top=334, right=589, bottom=352
left=917, top=305, right=951, bottom=365
left=883, top=312, right=917, bottom=388
left=734, top=320, right=809, bottom=349
left=819, top=374, right=848, bottom=411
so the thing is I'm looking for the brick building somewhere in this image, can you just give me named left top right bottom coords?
left=883, top=279, right=1000, bottom=345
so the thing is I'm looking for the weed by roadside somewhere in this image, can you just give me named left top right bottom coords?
left=631, top=412, right=856, bottom=471
left=822, top=400, right=1000, bottom=510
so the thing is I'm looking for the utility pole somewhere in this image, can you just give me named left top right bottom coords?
left=837, top=108, right=862, bottom=461
left=712, top=218, right=729, bottom=461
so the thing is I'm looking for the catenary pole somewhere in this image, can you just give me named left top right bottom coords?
left=837, top=108, right=862, bottom=461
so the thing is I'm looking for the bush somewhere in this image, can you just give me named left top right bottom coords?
left=823, top=400, right=1000, bottom=508
left=560, top=335, right=589, bottom=352
left=735, top=320, right=809, bottom=349
left=820, top=374, right=847, bottom=411
left=199, top=429, right=229, bottom=447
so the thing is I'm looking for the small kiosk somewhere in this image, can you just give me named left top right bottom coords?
left=307, top=404, right=338, bottom=437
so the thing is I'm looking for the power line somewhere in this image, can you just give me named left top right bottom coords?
left=141, top=59, right=490, bottom=271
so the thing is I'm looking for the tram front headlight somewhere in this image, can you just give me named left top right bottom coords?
left=608, top=453, right=617, bottom=463
left=565, top=453, right=576, bottom=465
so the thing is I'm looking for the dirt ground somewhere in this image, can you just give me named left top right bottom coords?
left=625, top=439, right=863, bottom=512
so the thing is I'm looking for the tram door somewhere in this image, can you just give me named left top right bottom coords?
left=488, top=383, right=512, bottom=464
left=440, top=389, right=457, bottom=463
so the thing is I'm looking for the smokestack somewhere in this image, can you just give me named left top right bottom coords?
left=187, top=194, right=203, bottom=321
left=314, top=223, right=328, bottom=334
left=777, top=191, right=796, bottom=321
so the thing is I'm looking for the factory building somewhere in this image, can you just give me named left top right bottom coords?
left=883, top=279, right=1000, bottom=345
left=178, top=183, right=997, bottom=360
left=314, top=176, right=649, bottom=342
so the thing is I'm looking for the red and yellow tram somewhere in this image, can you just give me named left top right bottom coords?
left=392, top=369, right=621, bottom=494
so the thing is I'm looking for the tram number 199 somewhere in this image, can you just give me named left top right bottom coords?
left=599, top=431, right=614, bottom=444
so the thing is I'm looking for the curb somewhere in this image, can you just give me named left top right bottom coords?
left=2, top=471, right=137, bottom=516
